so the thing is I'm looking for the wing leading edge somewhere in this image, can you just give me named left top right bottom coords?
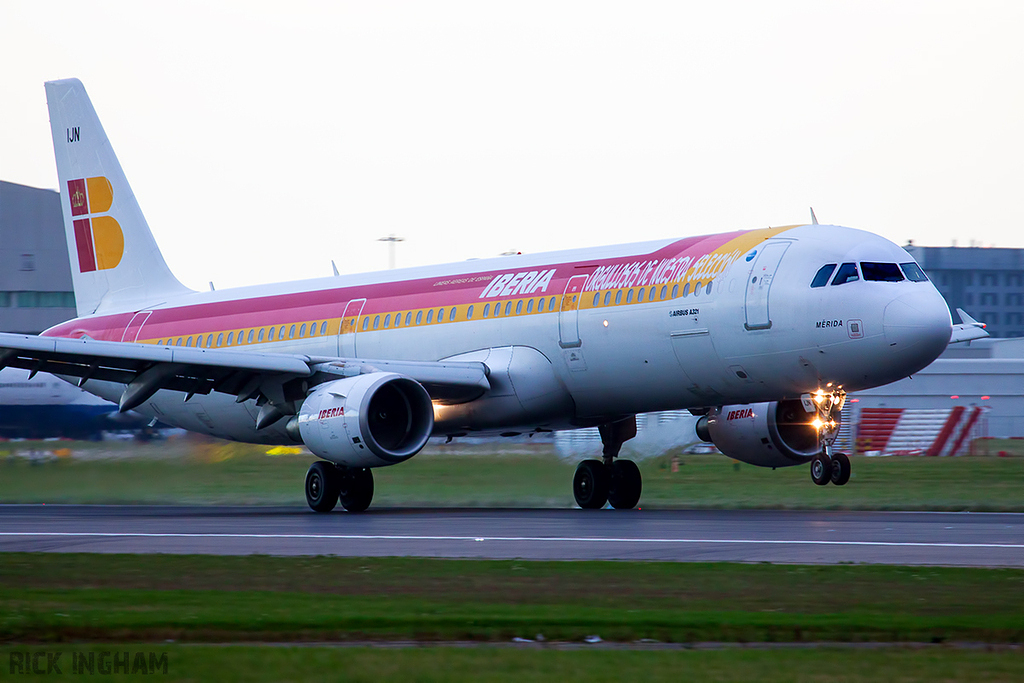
left=0, top=333, right=490, bottom=425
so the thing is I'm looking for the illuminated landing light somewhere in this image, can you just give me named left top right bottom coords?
left=603, top=320, right=609, bottom=327
left=811, top=418, right=824, bottom=430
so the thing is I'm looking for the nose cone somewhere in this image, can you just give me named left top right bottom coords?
left=882, top=289, right=952, bottom=375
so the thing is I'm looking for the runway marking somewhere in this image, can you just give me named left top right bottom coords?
left=0, top=532, right=1022, bottom=550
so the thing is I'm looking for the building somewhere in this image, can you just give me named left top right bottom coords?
left=905, top=244, right=1024, bottom=338
left=0, top=181, right=77, bottom=333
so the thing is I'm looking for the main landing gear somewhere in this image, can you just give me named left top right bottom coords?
left=305, top=460, right=375, bottom=513
left=573, top=416, right=642, bottom=509
left=805, top=388, right=851, bottom=487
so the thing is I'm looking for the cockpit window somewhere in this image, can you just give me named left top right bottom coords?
left=810, top=264, right=837, bottom=288
left=831, top=262, right=859, bottom=286
left=861, top=262, right=904, bottom=282
left=900, top=262, right=928, bottom=282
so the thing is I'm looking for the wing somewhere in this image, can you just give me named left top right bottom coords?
left=949, top=308, right=989, bottom=344
left=0, top=333, right=490, bottom=415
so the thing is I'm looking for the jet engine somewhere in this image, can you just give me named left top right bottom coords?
left=695, top=399, right=836, bottom=468
left=296, top=373, right=434, bottom=468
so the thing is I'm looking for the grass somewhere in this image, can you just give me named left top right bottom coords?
left=0, top=436, right=1022, bottom=510
left=1, top=554, right=1022, bottom=644
left=2, top=645, right=1023, bottom=682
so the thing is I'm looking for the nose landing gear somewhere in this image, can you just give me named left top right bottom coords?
left=804, top=389, right=851, bottom=487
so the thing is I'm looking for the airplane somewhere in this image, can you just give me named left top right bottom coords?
left=0, top=367, right=150, bottom=439
left=0, top=78, right=987, bottom=512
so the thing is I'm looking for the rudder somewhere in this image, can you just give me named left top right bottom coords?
left=45, top=78, right=192, bottom=316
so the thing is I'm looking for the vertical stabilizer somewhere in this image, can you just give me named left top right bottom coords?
left=45, top=78, right=193, bottom=316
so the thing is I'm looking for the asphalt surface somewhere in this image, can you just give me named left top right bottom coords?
left=1, top=505, right=1022, bottom=566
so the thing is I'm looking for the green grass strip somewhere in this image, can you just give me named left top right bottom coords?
left=1, top=554, right=1022, bottom=644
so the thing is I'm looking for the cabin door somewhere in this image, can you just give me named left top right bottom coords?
left=744, top=241, right=791, bottom=330
left=121, top=311, right=152, bottom=343
left=338, top=298, right=366, bottom=356
left=558, top=275, right=589, bottom=349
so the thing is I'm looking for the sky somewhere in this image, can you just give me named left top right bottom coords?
left=2, top=1, right=1023, bottom=291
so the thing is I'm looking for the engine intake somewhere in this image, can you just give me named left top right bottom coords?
left=696, top=400, right=832, bottom=468
left=297, top=372, right=434, bottom=467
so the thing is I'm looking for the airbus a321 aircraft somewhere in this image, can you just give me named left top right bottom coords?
left=0, top=79, right=987, bottom=512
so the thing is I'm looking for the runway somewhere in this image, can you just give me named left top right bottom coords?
left=0, top=505, right=1022, bottom=566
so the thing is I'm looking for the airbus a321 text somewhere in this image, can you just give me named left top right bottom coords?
left=0, top=79, right=988, bottom=511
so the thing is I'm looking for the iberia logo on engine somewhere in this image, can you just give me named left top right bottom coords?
left=318, top=407, right=344, bottom=420
left=67, top=177, right=124, bottom=273
left=727, top=408, right=754, bottom=420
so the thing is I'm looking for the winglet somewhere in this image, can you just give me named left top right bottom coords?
left=810, top=207, right=819, bottom=225
left=949, top=308, right=989, bottom=343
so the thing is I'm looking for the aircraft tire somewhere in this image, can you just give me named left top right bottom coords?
left=339, top=467, right=375, bottom=513
left=573, top=459, right=610, bottom=509
left=608, top=459, right=642, bottom=509
left=830, top=452, right=851, bottom=486
left=810, top=453, right=832, bottom=486
left=305, top=461, right=341, bottom=512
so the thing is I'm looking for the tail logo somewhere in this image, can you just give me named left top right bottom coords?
left=67, top=177, right=124, bottom=272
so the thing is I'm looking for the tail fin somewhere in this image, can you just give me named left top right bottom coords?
left=45, top=78, right=192, bottom=317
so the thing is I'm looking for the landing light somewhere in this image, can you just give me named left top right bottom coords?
left=603, top=320, right=609, bottom=327
left=811, top=418, right=824, bottom=430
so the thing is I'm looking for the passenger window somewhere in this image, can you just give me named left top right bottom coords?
left=861, top=262, right=904, bottom=282
left=483, top=304, right=490, bottom=318
left=615, top=290, right=622, bottom=305
left=301, top=323, right=308, bottom=337
left=649, top=286, right=656, bottom=301
left=505, top=301, right=512, bottom=316
left=603, top=292, right=611, bottom=306
left=436, top=308, right=443, bottom=323
left=320, top=321, right=327, bottom=335
left=360, top=318, right=367, bottom=331
left=637, top=288, right=644, bottom=303
left=549, top=296, right=556, bottom=310
left=187, top=336, right=193, bottom=347
left=831, top=262, right=860, bottom=286
left=384, top=314, right=391, bottom=329
left=258, top=328, right=265, bottom=342
left=900, top=262, right=928, bottom=282
left=527, top=299, right=534, bottom=313
left=693, top=282, right=701, bottom=297
left=660, top=285, right=667, bottom=300
left=671, top=284, right=678, bottom=298
left=682, top=283, right=690, bottom=297
left=450, top=306, right=456, bottom=321
left=196, top=335, right=204, bottom=348
left=226, top=332, right=233, bottom=345
left=279, top=325, right=286, bottom=340
left=516, top=300, right=523, bottom=315
left=626, top=289, right=634, bottom=304
left=537, top=298, right=545, bottom=313
left=268, top=327, right=275, bottom=341
left=467, top=305, right=474, bottom=319
left=426, top=310, right=434, bottom=324
left=177, top=338, right=183, bottom=346
left=705, top=281, right=713, bottom=296
left=373, top=316, right=380, bottom=330
left=289, top=325, right=296, bottom=339
left=247, top=329, right=255, bottom=344
left=416, top=311, right=423, bottom=325
left=309, top=323, right=317, bottom=337
left=405, top=312, right=412, bottom=326
left=157, top=340, right=163, bottom=346
left=593, top=293, right=600, bottom=307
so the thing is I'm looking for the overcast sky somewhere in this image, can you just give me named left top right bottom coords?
left=2, top=1, right=1023, bottom=290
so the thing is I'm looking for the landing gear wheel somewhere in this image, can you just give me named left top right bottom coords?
left=339, top=467, right=374, bottom=513
left=830, top=452, right=851, bottom=486
left=810, top=454, right=832, bottom=486
left=573, top=459, right=610, bottom=509
left=608, top=459, right=642, bottom=510
left=305, top=461, right=341, bottom=512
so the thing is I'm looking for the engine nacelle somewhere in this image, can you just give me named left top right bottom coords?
left=697, top=400, right=835, bottom=468
left=297, top=373, right=434, bottom=468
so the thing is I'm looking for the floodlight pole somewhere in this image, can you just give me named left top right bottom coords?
left=377, top=234, right=405, bottom=269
